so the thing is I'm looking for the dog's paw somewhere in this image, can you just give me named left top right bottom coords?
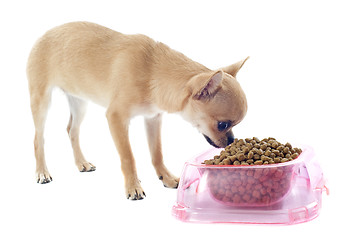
left=126, top=181, right=146, bottom=200
left=76, top=161, right=96, bottom=172
left=36, top=171, right=53, bottom=184
left=159, top=173, right=179, bottom=189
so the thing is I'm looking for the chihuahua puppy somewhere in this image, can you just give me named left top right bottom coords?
left=27, top=22, right=248, bottom=200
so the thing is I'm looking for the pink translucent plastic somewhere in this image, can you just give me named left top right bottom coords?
left=172, top=146, right=328, bottom=224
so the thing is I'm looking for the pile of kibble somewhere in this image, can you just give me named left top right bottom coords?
left=203, top=137, right=303, bottom=206
left=203, top=137, right=302, bottom=166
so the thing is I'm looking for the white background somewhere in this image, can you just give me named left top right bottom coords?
left=0, top=0, right=359, bottom=239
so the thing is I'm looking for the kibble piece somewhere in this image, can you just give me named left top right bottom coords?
left=204, top=160, right=214, bottom=165
left=245, top=138, right=252, bottom=143
left=247, top=151, right=254, bottom=159
left=272, top=142, right=279, bottom=148
left=242, top=147, right=250, bottom=154
left=283, top=147, right=290, bottom=154
left=252, top=190, right=261, bottom=199
left=260, top=144, right=267, bottom=150
left=264, top=149, right=271, bottom=156
left=254, top=160, right=263, bottom=165
left=285, top=142, right=292, bottom=149
left=243, top=194, right=251, bottom=202
left=272, top=149, right=280, bottom=156
left=237, top=153, right=246, bottom=161
left=261, top=155, right=272, bottom=162
left=294, top=148, right=302, bottom=154
left=229, top=155, right=237, bottom=162
left=238, top=139, right=246, bottom=145
left=223, top=159, right=231, bottom=165
left=277, top=145, right=284, bottom=151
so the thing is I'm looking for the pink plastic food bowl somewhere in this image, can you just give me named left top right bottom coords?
left=172, top=145, right=328, bottom=224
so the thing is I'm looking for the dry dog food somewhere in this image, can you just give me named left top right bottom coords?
left=203, top=137, right=302, bottom=206
left=203, top=137, right=302, bottom=166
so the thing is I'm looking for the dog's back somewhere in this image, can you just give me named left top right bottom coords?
left=27, top=21, right=158, bottom=107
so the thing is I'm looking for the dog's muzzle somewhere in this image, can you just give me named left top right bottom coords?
left=203, top=135, right=220, bottom=148
left=203, top=131, right=235, bottom=148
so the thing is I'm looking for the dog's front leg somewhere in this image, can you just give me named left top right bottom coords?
left=145, top=114, right=179, bottom=188
left=106, top=109, right=145, bottom=200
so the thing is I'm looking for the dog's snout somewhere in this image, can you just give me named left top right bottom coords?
left=203, top=134, right=220, bottom=148
left=204, top=131, right=235, bottom=148
left=226, top=131, right=235, bottom=146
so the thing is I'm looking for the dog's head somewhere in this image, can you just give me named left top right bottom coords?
left=181, top=57, right=249, bottom=148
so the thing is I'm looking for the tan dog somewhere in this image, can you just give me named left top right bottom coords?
left=27, top=22, right=248, bottom=200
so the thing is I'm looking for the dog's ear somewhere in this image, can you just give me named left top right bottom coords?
left=222, top=56, right=249, bottom=77
left=188, top=70, right=223, bottom=100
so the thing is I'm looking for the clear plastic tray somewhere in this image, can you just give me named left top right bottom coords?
left=172, top=146, right=328, bottom=224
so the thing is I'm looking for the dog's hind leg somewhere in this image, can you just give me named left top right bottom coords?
left=66, top=94, right=96, bottom=172
left=29, top=85, right=53, bottom=184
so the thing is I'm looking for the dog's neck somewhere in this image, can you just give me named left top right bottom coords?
left=150, top=42, right=209, bottom=113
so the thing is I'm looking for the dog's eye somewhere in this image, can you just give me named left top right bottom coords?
left=218, top=121, right=230, bottom=132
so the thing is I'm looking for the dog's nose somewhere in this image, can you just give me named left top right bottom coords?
left=226, top=131, right=235, bottom=145
left=227, top=135, right=234, bottom=145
